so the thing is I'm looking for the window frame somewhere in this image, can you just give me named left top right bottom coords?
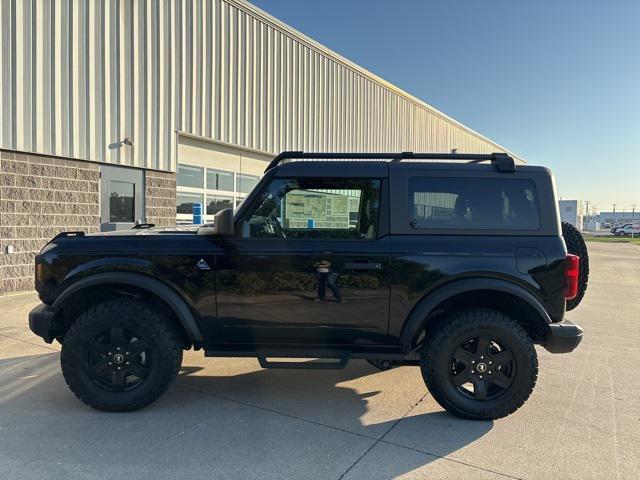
left=236, top=177, right=384, bottom=241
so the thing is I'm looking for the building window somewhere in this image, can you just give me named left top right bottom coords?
left=177, top=192, right=204, bottom=215
left=176, top=163, right=262, bottom=223
left=206, top=168, right=234, bottom=192
left=177, top=165, right=204, bottom=188
left=565, top=206, right=573, bottom=212
left=109, top=181, right=135, bottom=223
left=237, top=173, right=259, bottom=194
left=206, top=195, right=234, bottom=215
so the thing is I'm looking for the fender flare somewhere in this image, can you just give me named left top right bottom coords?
left=400, top=278, right=551, bottom=349
left=52, top=272, right=204, bottom=342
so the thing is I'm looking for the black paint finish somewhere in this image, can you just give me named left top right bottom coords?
left=32, top=160, right=574, bottom=355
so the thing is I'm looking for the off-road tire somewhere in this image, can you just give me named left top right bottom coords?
left=561, top=221, right=589, bottom=310
left=420, top=309, right=538, bottom=420
left=61, top=298, right=183, bottom=412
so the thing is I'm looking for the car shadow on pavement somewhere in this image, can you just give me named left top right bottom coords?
left=0, top=352, right=493, bottom=479
left=173, top=359, right=494, bottom=476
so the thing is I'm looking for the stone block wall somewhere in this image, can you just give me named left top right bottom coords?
left=145, top=170, right=177, bottom=227
left=0, top=150, right=100, bottom=294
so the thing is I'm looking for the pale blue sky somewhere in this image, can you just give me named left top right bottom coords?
left=251, top=0, right=640, bottom=212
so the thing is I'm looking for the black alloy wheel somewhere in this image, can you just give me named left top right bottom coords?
left=84, top=326, right=152, bottom=393
left=449, top=335, right=515, bottom=401
left=420, top=309, right=538, bottom=420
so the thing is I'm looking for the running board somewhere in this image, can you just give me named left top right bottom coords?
left=257, top=353, right=350, bottom=370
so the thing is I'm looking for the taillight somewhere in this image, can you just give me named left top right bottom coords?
left=564, top=254, right=580, bottom=300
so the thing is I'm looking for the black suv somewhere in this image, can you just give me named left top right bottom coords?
left=29, top=152, right=587, bottom=420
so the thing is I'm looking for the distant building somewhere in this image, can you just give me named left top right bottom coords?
left=559, top=200, right=585, bottom=229
left=598, top=211, right=640, bottom=225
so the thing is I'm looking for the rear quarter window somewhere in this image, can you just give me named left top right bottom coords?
left=409, top=177, right=540, bottom=230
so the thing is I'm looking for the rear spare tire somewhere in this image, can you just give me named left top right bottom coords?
left=561, top=222, right=589, bottom=310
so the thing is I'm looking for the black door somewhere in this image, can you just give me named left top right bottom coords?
left=215, top=177, right=390, bottom=345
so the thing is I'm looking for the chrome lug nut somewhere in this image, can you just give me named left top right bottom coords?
left=479, top=375, right=484, bottom=379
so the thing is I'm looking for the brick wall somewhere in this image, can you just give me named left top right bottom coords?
left=145, top=170, right=176, bottom=227
left=0, top=150, right=100, bottom=294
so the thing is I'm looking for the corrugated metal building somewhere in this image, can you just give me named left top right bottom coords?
left=0, top=0, right=524, bottom=293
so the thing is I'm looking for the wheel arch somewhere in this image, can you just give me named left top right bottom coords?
left=52, top=272, right=204, bottom=344
left=400, top=278, right=552, bottom=352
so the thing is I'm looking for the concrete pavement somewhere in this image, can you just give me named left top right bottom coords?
left=1, top=242, right=638, bottom=479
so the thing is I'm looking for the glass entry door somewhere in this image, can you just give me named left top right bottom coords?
left=100, top=165, right=144, bottom=231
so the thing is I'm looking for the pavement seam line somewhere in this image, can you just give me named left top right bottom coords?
left=365, top=391, right=524, bottom=479
left=335, top=392, right=430, bottom=480
left=0, top=332, right=60, bottom=353
left=178, top=382, right=520, bottom=480
left=174, top=383, right=378, bottom=441
left=377, top=439, right=523, bottom=480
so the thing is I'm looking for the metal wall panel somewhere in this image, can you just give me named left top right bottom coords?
left=0, top=0, right=524, bottom=172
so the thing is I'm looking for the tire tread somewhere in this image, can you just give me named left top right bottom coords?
left=61, top=298, right=183, bottom=412
left=421, top=308, right=538, bottom=420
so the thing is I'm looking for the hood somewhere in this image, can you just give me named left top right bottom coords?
left=89, top=225, right=200, bottom=237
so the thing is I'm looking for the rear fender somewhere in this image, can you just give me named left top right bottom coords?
left=400, top=278, right=552, bottom=352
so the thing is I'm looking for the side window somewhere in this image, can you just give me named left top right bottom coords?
left=409, top=177, right=540, bottom=230
left=242, top=178, right=381, bottom=239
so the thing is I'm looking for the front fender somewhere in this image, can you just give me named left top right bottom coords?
left=399, top=278, right=552, bottom=350
left=52, top=272, right=204, bottom=342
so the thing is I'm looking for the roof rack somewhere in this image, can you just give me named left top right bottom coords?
left=264, top=151, right=516, bottom=173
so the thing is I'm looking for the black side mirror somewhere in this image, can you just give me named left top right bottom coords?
left=197, top=208, right=234, bottom=236
left=213, top=208, right=235, bottom=236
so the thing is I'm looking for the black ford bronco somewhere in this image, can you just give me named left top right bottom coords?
left=29, top=152, right=587, bottom=420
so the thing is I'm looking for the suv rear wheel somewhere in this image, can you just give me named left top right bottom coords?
left=420, top=309, right=538, bottom=420
left=60, top=298, right=183, bottom=412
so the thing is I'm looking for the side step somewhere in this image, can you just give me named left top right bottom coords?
left=204, top=346, right=409, bottom=370
left=257, top=352, right=350, bottom=370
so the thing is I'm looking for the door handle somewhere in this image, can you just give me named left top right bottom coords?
left=344, top=262, right=383, bottom=270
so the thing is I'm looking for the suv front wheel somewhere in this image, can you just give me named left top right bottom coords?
left=420, top=309, right=538, bottom=420
left=61, top=298, right=183, bottom=412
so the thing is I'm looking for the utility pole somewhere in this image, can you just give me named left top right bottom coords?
left=633, top=204, right=637, bottom=238
left=584, top=200, right=591, bottom=226
left=612, top=203, right=617, bottom=226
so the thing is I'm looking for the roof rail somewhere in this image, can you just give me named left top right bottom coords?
left=264, top=151, right=516, bottom=173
